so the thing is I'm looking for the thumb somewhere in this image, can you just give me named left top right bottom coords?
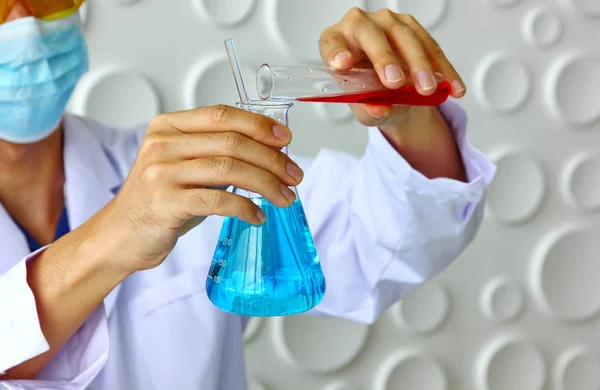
left=349, top=103, right=394, bottom=127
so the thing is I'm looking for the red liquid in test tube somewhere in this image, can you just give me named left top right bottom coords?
left=297, top=80, right=451, bottom=106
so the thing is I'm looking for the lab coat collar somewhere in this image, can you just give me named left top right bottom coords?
left=0, top=205, right=31, bottom=275
left=62, top=114, right=122, bottom=198
left=62, top=114, right=124, bottom=316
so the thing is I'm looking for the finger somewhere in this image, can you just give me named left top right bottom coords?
left=384, top=19, right=437, bottom=95
left=348, top=103, right=394, bottom=127
left=343, top=13, right=406, bottom=88
left=144, top=132, right=304, bottom=186
left=151, top=104, right=293, bottom=148
left=173, top=157, right=296, bottom=208
left=319, top=29, right=355, bottom=69
left=179, top=188, right=267, bottom=226
left=399, top=15, right=466, bottom=97
left=364, top=104, right=394, bottom=119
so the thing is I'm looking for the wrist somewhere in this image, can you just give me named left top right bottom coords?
left=35, top=220, right=132, bottom=305
left=379, top=106, right=448, bottom=151
left=77, top=203, right=140, bottom=279
left=377, top=105, right=467, bottom=181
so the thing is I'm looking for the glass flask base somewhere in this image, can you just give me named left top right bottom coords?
left=206, top=197, right=326, bottom=317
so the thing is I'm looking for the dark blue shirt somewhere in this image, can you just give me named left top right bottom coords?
left=13, top=207, right=70, bottom=252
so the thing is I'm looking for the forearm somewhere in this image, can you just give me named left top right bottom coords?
left=379, top=106, right=467, bottom=182
left=3, top=206, right=132, bottom=380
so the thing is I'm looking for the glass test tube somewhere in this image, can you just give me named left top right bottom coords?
left=256, top=64, right=451, bottom=106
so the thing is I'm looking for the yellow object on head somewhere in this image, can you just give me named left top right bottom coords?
left=0, top=0, right=85, bottom=24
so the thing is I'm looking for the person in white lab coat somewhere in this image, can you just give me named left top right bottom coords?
left=0, top=1, right=496, bottom=389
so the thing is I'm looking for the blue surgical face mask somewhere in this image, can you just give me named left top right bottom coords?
left=0, top=12, right=88, bottom=144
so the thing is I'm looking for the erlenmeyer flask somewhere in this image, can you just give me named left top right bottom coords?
left=206, top=100, right=326, bottom=317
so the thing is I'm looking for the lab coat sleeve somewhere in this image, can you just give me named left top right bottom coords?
left=297, top=101, right=496, bottom=324
left=0, top=247, right=109, bottom=389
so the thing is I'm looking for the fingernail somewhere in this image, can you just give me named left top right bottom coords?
left=273, top=125, right=290, bottom=142
left=256, top=210, right=266, bottom=224
left=384, top=64, right=403, bottom=83
left=417, top=71, right=435, bottom=91
left=334, top=52, right=350, bottom=68
left=452, top=79, right=465, bottom=94
left=281, top=184, right=296, bottom=203
left=286, top=163, right=304, bottom=182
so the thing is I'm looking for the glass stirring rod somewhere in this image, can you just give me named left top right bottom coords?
left=224, top=38, right=250, bottom=104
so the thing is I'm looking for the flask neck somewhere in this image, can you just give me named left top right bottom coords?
left=233, top=100, right=295, bottom=200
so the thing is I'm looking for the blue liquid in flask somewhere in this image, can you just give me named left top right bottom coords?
left=206, top=197, right=326, bottom=316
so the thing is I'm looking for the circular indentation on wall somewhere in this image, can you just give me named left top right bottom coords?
left=114, top=0, right=140, bottom=5
left=523, top=7, right=563, bottom=48
left=531, top=226, right=600, bottom=322
left=314, top=103, right=354, bottom=123
left=248, top=378, right=267, bottom=390
left=243, top=317, right=263, bottom=343
left=268, top=0, right=365, bottom=62
left=562, top=152, right=600, bottom=211
left=475, top=53, right=532, bottom=114
left=323, top=382, right=360, bottom=390
left=484, top=0, right=523, bottom=8
left=79, top=2, right=89, bottom=26
left=375, top=350, right=447, bottom=390
left=480, top=277, right=525, bottom=323
left=193, top=0, right=256, bottom=27
left=387, top=0, right=449, bottom=29
left=78, top=68, right=160, bottom=128
left=274, top=316, right=369, bottom=372
left=185, top=54, right=258, bottom=108
left=545, top=54, right=600, bottom=128
left=556, top=346, right=600, bottom=390
left=563, top=0, right=600, bottom=19
left=485, top=150, right=546, bottom=224
left=393, top=280, right=449, bottom=335
left=477, top=336, right=546, bottom=390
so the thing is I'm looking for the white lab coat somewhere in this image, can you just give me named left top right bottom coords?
left=0, top=102, right=495, bottom=390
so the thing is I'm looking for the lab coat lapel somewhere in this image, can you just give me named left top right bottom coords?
left=0, top=202, right=31, bottom=274
left=62, top=114, right=123, bottom=316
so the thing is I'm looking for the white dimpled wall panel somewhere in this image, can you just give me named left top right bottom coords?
left=485, top=0, right=523, bottom=9
left=480, top=276, right=525, bottom=323
left=70, top=0, right=600, bottom=388
left=185, top=54, right=258, bottom=108
left=243, top=317, right=263, bottom=343
left=485, top=150, right=546, bottom=224
left=248, top=378, right=268, bottom=390
left=193, top=0, right=256, bottom=27
left=562, top=152, right=600, bottom=211
left=79, top=2, right=89, bottom=27
left=562, top=0, right=600, bottom=19
left=545, top=53, right=600, bottom=128
left=275, top=316, right=369, bottom=373
left=387, top=0, right=448, bottom=29
left=375, top=350, right=447, bottom=390
left=555, top=346, right=600, bottom=390
left=522, top=6, right=563, bottom=48
left=531, top=226, right=600, bottom=322
left=474, top=53, right=532, bottom=114
left=269, top=0, right=364, bottom=62
left=477, top=336, right=546, bottom=390
left=392, top=279, right=450, bottom=335
left=323, top=382, right=361, bottom=390
left=75, top=68, right=160, bottom=128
